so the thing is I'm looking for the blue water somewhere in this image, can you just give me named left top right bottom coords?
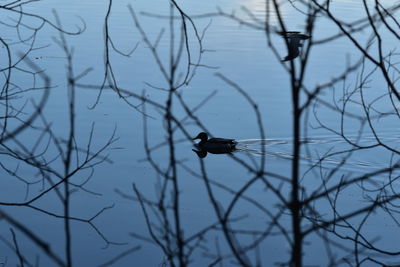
left=1, top=0, right=400, bottom=266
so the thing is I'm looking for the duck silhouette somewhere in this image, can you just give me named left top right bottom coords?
left=192, top=132, right=237, bottom=157
left=278, top=31, right=310, bottom=62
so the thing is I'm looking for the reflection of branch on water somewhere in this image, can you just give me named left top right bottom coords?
left=0, top=7, right=129, bottom=266
left=81, top=1, right=400, bottom=265
left=3, top=0, right=400, bottom=266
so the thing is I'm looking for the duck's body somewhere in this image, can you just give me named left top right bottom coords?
left=195, top=141, right=236, bottom=153
left=192, top=132, right=237, bottom=157
left=278, top=31, right=310, bottom=61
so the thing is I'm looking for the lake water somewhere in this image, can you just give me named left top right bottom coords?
left=1, top=0, right=400, bottom=266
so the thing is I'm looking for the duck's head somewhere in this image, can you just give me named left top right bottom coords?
left=192, top=132, right=208, bottom=143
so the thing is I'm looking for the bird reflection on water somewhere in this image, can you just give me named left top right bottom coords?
left=278, top=31, right=310, bottom=61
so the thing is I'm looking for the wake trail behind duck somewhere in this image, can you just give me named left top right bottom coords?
left=234, top=136, right=399, bottom=171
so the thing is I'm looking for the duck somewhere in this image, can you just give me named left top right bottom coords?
left=192, top=132, right=237, bottom=156
left=278, top=31, right=310, bottom=62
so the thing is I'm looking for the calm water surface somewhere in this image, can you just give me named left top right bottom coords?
left=1, top=0, right=400, bottom=266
